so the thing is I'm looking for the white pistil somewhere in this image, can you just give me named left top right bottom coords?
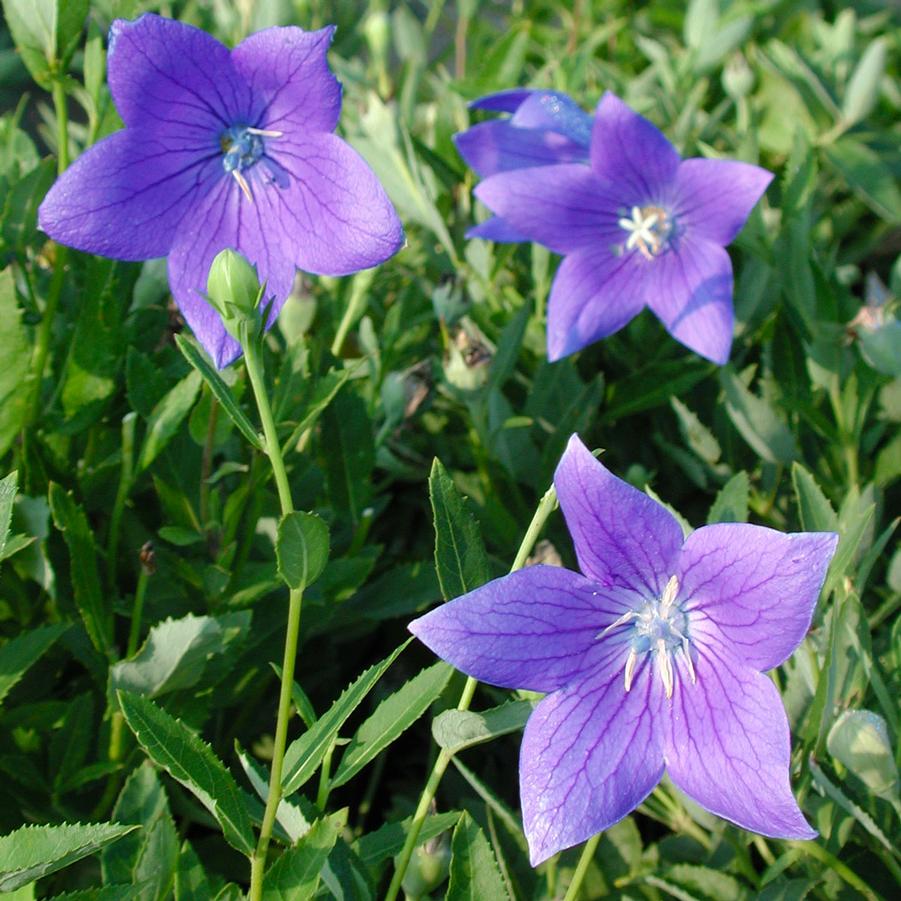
left=681, top=636, right=696, bottom=684
left=617, top=205, right=669, bottom=260
left=232, top=169, right=254, bottom=203
left=623, top=648, right=639, bottom=692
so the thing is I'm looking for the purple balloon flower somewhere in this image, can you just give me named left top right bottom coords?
left=410, top=434, right=837, bottom=865
left=454, top=89, right=592, bottom=243
left=38, top=14, right=404, bottom=367
left=473, top=92, right=773, bottom=364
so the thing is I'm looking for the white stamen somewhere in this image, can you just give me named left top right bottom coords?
left=660, top=575, right=679, bottom=611
left=246, top=127, right=284, bottom=137
left=623, top=648, right=639, bottom=692
left=681, top=637, right=696, bottom=684
left=657, top=639, right=674, bottom=699
left=618, top=204, right=670, bottom=259
left=232, top=169, right=253, bottom=203
left=597, top=609, right=635, bottom=639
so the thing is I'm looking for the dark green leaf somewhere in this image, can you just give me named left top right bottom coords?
left=825, top=138, right=901, bottom=223
left=706, top=471, right=749, bottom=524
left=320, top=389, right=375, bottom=523
left=354, top=812, right=460, bottom=869
left=261, top=818, right=339, bottom=900
left=446, top=811, right=509, bottom=901
left=0, top=622, right=68, bottom=706
left=137, top=370, right=202, bottom=471
left=0, top=269, right=31, bottom=458
left=276, top=511, right=330, bottom=590
left=791, top=464, right=838, bottom=532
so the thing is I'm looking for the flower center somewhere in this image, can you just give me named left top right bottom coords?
left=599, top=575, right=695, bottom=698
left=219, top=125, right=283, bottom=202
left=617, top=205, right=673, bottom=260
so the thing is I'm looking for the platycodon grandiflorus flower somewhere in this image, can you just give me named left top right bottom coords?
left=410, top=434, right=837, bottom=864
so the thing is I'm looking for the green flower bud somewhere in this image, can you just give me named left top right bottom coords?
left=723, top=53, right=754, bottom=100
left=206, top=249, right=263, bottom=338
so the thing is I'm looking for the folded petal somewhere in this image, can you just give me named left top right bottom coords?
left=454, top=121, right=587, bottom=178
left=266, top=132, right=404, bottom=277
left=664, top=642, right=816, bottom=840
left=673, top=159, right=773, bottom=246
left=38, top=129, right=217, bottom=260
left=466, top=216, right=527, bottom=243
left=510, top=92, right=593, bottom=146
left=546, top=246, right=648, bottom=360
left=474, top=165, right=620, bottom=254
left=644, top=237, right=734, bottom=364
left=679, top=524, right=838, bottom=671
left=470, top=89, right=534, bottom=112
left=231, top=26, right=341, bottom=135
left=521, top=654, right=664, bottom=864
left=590, top=92, right=681, bottom=205
left=108, top=14, right=248, bottom=138
left=554, top=435, right=683, bottom=595
left=167, top=174, right=297, bottom=367
left=409, top=566, right=632, bottom=692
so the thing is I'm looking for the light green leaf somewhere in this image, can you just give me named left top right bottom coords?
left=281, top=642, right=409, bottom=795
left=827, top=710, right=898, bottom=801
left=0, top=470, right=16, bottom=562
left=671, top=397, right=721, bottom=466
left=842, top=38, right=887, bottom=126
left=825, top=138, right=901, bottom=223
left=174, top=333, right=263, bottom=450
left=0, top=270, right=30, bottom=458
left=446, top=811, right=509, bottom=901
left=332, top=662, right=453, bottom=789
left=354, top=812, right=460, bottom=870
left=706, top=471, right=749, bottom=524
left=0, top=822, right=138, bottom=892
left=429, top=458, right=490, bottom=600
left=432, top=700, right=533, bottom=756
left=664, top=864, right=751, bottom=900
left=276, top=511, right=329, bottom=590
left=236, top=746, right=311, bottom=843
left=117, top=691, right=255, bottom=855
left=45, top=886, right=149, bottom=900
left=49, top=483, right=110, bottom=656
left=792, top=464, right=838, bottom=532
left=137, top=370, right=202, bottom=471
left=261, top=818, right=339, bottom=901
left=0, top=622, right=68, bottom=706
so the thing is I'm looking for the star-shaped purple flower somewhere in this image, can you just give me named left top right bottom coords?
left=472, top=92, right=773, bottom=364
left=410, top=435, right=837, bottom=865
left=454, top=89, right=592, bottom=243
left=38, top=14, right=403, bottom=367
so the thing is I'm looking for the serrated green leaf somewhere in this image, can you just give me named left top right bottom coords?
left=0, top=471, right=17, bottom=562
left=671, top=397, right=721, bottom=466
left=134, top=809, right=178, bottom=900
left=236, top=746, right=311, bottom=843
left=446, top=811, right=509, bottom=901
left=174, top=333, right=263, bottom=450
left=429, top=458, right=490, bottom=600
left=174, top=840, right=211, bottom=901
left=706, top=471, right=749, bottom=524
left=332, top=662, right=453, bottom=789
left=353, top=812, right=461, bottom=869
left=0, top=822, right=138, bottom=892
left=792, top=463, right=838, bottom=532
left=49, top=483, right=110, bottom=656
left=432, top=700, right=533, bottom=756
left=276, top=511, right=329, bottom=589
left=281, top=642, right=409, bottom=795
left=117, top=691, right=255, bottom=856
left=0, top=270, right=30, bottom=458
left=46, top=886, right=149, bottom=901
left=0, top=622, right=68, bottom=706
left=137, top=370, right=202, bottom=471
left=261, top=818, right=339, bottom=900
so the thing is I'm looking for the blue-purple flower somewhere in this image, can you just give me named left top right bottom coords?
left=410, top=435, right=837, bottom=864
left=454, top=89, right=591, bottom=242
left=38, top=14, right=403, bottom=367
left=471, top=92, right=773, bottom=364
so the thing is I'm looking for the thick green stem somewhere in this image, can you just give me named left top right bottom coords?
left=562, top=832, right=601, bottom=901
left=385, top=484, right=558, bottom=901
left=242, top=328, right=306, bottom=901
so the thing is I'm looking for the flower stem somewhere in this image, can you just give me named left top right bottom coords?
left=385, top=484, right=558, bottom=901
left=562, top=831, right=601, bottom=901
left=242, top=329, right=306, bottom=901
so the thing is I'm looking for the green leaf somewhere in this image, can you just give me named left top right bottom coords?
left=236, top=745, right=311, bottom=843
left=175, top=841, right=211, bottom=901
left=664, top=864, right=751, bottom=901
left=791, top=464, right=838, bottom=532
left=45, top=887, right=149, bottom=901
left=320, top=389, right=375, bottom=523
left=117, top=691, right=255, bottom=856
left=281, top=369, right=350, bottom=454
left=842, top=38, right=887, bottom=126
left=429, top=458, right=490, bottom=600
left=332, top=661, right=453, bottom=789
left=446, top=811, right=509, bottom=901
left=353, top=812, right=460, bottom=870
left=0, top=470, right=18, bottom=564
left=276, top=511, right=330, bottom=590
left=827, top=710, right=898, bottom=801
left=0, top=822, right=138, bottom=892
left=0, top=622, right=69, bottom=706
left=49, top=483, right=111, bottom=656
left=432, top=700, right=533, bottom=756
left=261, top=818, right=339, bottom=900
left=0, top=269, right=30, bottom=458
left=671, top=397, right=721, bottom=466
left=137, top=370, right=202, bottom=471
left=824, top=138, right=901, bottom=223
left=706, top=471, right=749, bottom=524
left=281, top=642, right=409, bottom=795
left=109, top=611, right=251, bottom=700
left=174, top=333, right=263, bottom=450
left=720, top=367, right=797, bottom=465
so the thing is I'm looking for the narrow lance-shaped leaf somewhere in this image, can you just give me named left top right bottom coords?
left=0, top=622, right=69, bottom=706
left=261, top=818, right=339, bottom=901
left=117, top=691, right=255, bottom=856
left=446, top=812, right=510, bottom=901
left=0, top=470, right=17, bottom=560
left=137, top=370, right=202, bottom=471
left=0, top=270, right=30, bottom=458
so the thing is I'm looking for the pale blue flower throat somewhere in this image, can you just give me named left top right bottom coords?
left=220, top=125, right=283, bottom=202
left=618, top=205, right=673, bottom=260
left=599, top=574, right=696, bottom=698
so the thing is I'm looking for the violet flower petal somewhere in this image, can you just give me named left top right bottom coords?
left=38, top=129, right=218, bottom=260
left=231, top=26, right=341, bottom=135
left=546, top=246, right=648, bottom=361
left=521, top=654, right=664, bottom=864
left=554, top=435, right=683, bottom=594
left=466, top=216, right=528, bottom=243
left=475, top=165, right=620, bottom=255
left=679, top=524, right=838, bottom=671
left=643, top=236, right=735, bottom=365
left=408, top=566, right=635, bottom=692
left=454, top=121, right=588, bottom=178
left=469, top=88, right=535, bottom=112
left=590, top=92, right=680, bottom=205
left=267, top=132, right=404, bottom=276
left=674, top=158, right=774, bottom=246
left=664, top=641, right=817, bottom=839
left=510, top=92, right=593, bottom=146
